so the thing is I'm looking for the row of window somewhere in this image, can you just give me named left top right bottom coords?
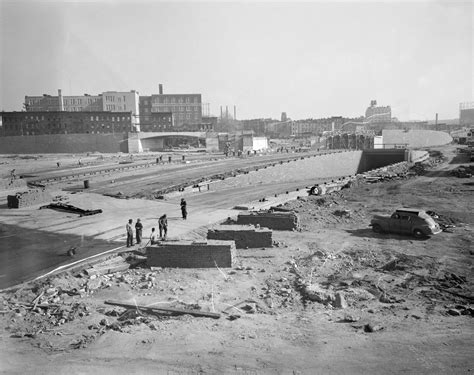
left=90, top=115, right=130, bottom=122
left=143, top=97, right=199, bottom=105
left=105, top=95, right=128, bottom=102
left=105, top=104, right=127, bottom=111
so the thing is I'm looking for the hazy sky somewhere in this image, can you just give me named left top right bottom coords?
left=1, top=1, right=472, bottom=120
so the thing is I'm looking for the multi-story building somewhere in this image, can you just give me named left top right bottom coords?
left=460, top=102, right=474, bottom=126
left=140, top=85, right=202, bottom=128
left=139, top=112, right=173, bottom=132
left=102, top=91, right=140, bottom=126
left=24, top=89, right=140, bottom=126
left=365, top=100, right=391, bottom=123
left=0, top=111, right=133, bottom=136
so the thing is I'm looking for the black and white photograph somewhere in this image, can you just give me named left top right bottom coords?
left=0, top=0, right=473, bottom=373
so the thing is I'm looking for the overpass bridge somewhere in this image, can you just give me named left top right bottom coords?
left=128, top=131, right=212, bottom=152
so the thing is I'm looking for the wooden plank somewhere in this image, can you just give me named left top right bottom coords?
left=104, top=300, right=220, bottom=319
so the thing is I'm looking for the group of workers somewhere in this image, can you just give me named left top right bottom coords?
left=125, top=198, right=187, bottom=247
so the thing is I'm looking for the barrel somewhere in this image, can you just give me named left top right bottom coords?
left=84, top=180, right=90, bottom=189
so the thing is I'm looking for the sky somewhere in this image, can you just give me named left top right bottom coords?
left=0, top=0, right=472, bottom=121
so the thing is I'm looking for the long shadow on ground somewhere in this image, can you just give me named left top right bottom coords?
left=0, top=223, right=120, bottom=289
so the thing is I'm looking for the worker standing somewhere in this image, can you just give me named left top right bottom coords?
left=180, top=198, right=187, bottom=220
left=126, top=219, right=134, bottom=247
left=158, top=214, right=168, bottom=240
left=135, top=218, right=143, bottom=244
left=150, top=227, right=158, bottom=244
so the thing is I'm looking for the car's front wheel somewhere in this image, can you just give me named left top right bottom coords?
left=413, top=229, right=425, bottom=238
left=372, top=224, right=383, bottom=233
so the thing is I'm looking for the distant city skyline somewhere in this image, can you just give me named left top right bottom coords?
left=1, top=1, right=472, bottom=121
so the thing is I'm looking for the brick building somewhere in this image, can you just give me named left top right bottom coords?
left=24, top=89, right=140, bottom=126
left=138, top=112, right=173, bottom=132
left=139, top=85, right=202, bottom=128
left=365, top=100, right=391, bottom=123
left=0, top=111, right=133, bottom=136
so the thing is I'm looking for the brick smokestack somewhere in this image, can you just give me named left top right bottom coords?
left=58, top=89, right=64, bottom=111
left=159, top=84, right=163, bottom=95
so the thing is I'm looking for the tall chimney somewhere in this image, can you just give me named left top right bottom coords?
left=220, top=106, right=223, bottom=119
left=435, top=113, right=438, bottom=126
left=226, top=106, right=229, bottom=120
left=159, top=84, right=163, bottom=95
left=234, top=105, right=236, bottom=120
left=58, top=89, right=64, bottom=111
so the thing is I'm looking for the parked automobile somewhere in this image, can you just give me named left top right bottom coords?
left=370, top=208, right=442, bottom=237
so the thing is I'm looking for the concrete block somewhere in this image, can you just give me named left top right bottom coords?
left=207, top=225, right=272, bottom=249
left=236, top=210, right=299, bottom=231
left=7, top=189, right=52, bottom=208
left=146, top=240, right=236, bottom=268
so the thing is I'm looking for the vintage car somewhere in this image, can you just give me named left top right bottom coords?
left=370, top=208, right=442, bottom=237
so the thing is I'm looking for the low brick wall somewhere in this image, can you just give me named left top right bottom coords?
left=7, top=189, right=52, bottom=208
left=236, top=211, right=299, bottom=231
left=207, top=225, right=273, bottom=249
left=146, top=240, right=236, bottom=268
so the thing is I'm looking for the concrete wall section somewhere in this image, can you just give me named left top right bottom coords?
left=357, top=149, right=406, bottom=172
left=207, top=225, right=272, bottom=248
left=208, top=151, right=364, bottom=192
left=146, top=240, right=236, bottom=268
left=237, top=211, right=299, bottom=231
left=0, top=133, right=128, bottom=154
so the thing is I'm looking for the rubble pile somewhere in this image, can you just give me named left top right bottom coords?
left=450, top=165, right=474, bottom=178
left=279, top=246, right=474, bottom=317
left=362, top=162, right=410, bottom=183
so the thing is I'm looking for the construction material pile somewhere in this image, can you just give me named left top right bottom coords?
left=7, top=189, right=52, bottom=208
left=236, top=210, right=299, bottom=231
left=207, top=225, right=273, bottom=249
left=450, top=165, right=474, bottom=178
left=362, top=162, right=410, bottom=183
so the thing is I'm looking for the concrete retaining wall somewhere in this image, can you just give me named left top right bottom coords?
left=207, top=151, right=364, bottom=192
left=382, top=130, right=453, bottom=148
left=0, top=133, right=129, bottom=154
left=237, top=211, right=299, bottom=231
left=207, top=225, right=272, bottom=248
left=358, top=149, right=407, bottom=171
left=146, top=240, right=236, bottom=268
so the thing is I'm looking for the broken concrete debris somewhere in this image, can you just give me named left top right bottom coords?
left=207, top=225, right=273, bottom=249
left=104, top=300, right=220, bottom=319
left=146, top=240, right=236, bottom=268
left=236, top=210, right=299, bottom=231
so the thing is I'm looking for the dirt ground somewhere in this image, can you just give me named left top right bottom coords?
left=0, top=144, right=472, bottom=374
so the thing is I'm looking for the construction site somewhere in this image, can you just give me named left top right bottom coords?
left=0, top=130, right=472, bottom=373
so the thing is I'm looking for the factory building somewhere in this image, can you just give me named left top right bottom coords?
left=139, top=84, right=202, bottom=128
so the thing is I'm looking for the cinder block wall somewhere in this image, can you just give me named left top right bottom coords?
left=237, top=211, right=299, bottom=231
left=7, top=189, right=52, bottom=208
left=207, top=225, right=272, bottom=248
left=146, top=240, right=236, bottom=268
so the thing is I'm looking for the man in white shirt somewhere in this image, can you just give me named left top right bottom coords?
left=126, top=219, right=134, bottom=247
